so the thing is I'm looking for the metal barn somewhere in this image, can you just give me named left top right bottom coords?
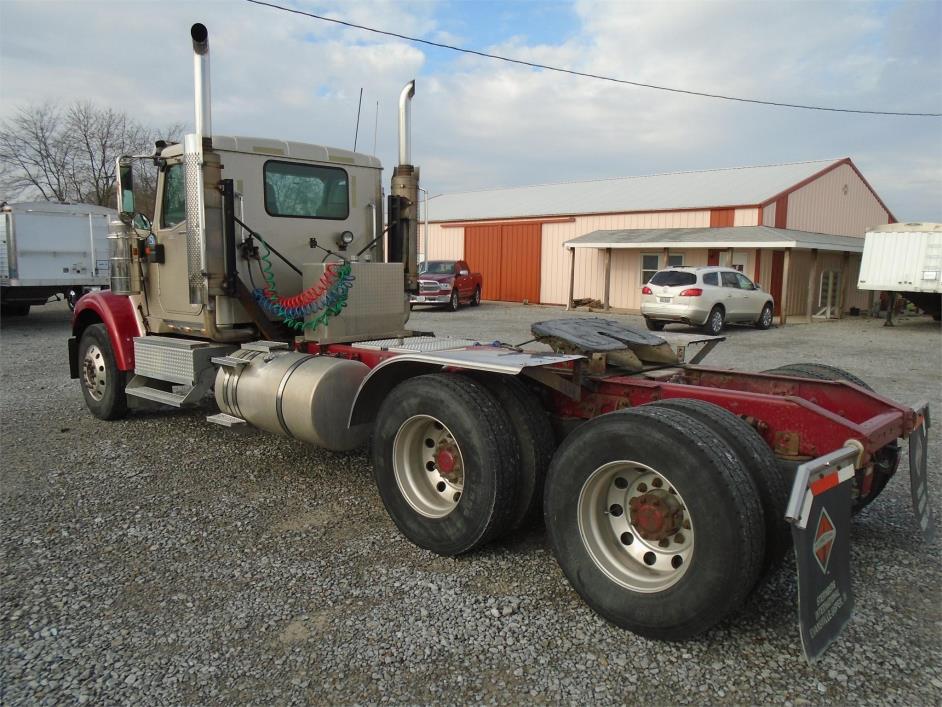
left=421, top=158, right=895, bottom=322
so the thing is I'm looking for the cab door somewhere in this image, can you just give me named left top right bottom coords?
left=150, top=161, right=202, bottom=318
left=455, top=260, right=472, bottom=299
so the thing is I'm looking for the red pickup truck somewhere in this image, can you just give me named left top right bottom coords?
left=411, top=260, right=483, bottom=311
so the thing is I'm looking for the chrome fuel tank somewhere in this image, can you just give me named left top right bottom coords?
left=215, top=346, right=369, bottom=451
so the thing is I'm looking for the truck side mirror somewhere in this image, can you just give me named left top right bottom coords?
left=117, top=161, right=135, bottom=215
left=459, top=269, right=469, bottom=277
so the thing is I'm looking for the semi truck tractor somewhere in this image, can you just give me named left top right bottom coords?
left=68, top=24, right=933, bottom=660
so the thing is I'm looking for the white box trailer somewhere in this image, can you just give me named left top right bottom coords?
left=0, top=201, right=115, bottom=316
left=858, top=222, right=942, bottom=319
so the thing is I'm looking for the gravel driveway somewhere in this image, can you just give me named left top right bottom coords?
left=2, top=300, right=940, bottom=705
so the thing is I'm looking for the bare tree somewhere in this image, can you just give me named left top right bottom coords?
left=0, top=101, right=184, bottom=218
left=0, top=103, right=73, bottom=202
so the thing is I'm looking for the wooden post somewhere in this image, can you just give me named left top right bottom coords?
left=603, top=248, right=612, bottom=310
left=825, top=271, right=834, bottom=318
left=780, top=248, right=791, bottom=325
left=837, top=250, right=850, bottom=318
left=806, top=248, right=819, bottom=322
left=566, top=247, right=576, bottom=311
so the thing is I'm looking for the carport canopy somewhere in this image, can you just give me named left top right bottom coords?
left=564, top=225, right=865, bottom=252
left=562, top=226, right=865, bottom=321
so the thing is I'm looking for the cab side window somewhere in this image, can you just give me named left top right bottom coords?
left=160, top=163, right=186, bottom=229
left=721, top=271, right=741, bottom=288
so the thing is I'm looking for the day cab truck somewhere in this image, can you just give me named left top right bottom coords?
left=68, top=24, right=933, bottom=661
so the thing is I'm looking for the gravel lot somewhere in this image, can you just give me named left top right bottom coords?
left=2, top=300, right=940, bottom=705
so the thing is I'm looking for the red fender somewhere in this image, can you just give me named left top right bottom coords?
left=71, top=291, right=143, bottom=371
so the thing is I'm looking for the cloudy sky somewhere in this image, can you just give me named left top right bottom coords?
left=2, top=0, right=940, bottom=219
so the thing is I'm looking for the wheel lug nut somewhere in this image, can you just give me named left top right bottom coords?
left=659, top=538, right=670, bottom=548
left=652, top=478, right=663, bottom=488
left=674, top=533, right=685, bottom=544
left=637, top=483, right=647, bottom=492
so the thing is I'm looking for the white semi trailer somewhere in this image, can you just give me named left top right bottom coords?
left=857, top=222, right=942, bottom=320
left=0, top=201, right=114, bottom=316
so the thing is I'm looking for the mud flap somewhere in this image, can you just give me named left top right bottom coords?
left=785, top=446, right=857, bottom=662
left=909, top=403, right=935, bottom=542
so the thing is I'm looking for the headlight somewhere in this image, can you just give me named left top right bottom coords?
left=336, top=230, right=355, bottom=249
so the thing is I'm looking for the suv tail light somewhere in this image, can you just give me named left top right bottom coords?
left=641, top=286, right=653, bottom=295
left=679, top=288, right=703, bottom=297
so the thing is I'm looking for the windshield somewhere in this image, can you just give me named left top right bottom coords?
left=420, top=261, right=456, bottom=275
left=650, top=270, right=696, bottom=287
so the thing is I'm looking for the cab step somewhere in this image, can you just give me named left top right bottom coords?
left=125, top=375, right=208, bottom=408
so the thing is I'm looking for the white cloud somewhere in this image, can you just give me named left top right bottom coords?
left=1, top=0, right=939, bottom=219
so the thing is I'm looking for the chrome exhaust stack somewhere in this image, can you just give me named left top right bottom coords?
left=191, top=23, right=212, bottom=139
left=184, top=23, right=214, bottom=305
left=397, top=80, right=415, bottom=166
left=391, top=80, right=419, bottom=294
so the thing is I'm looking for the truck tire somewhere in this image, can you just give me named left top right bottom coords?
left=474, top=374, right=555, bottom=530
left=646, top=399, right=791, bottom=574
left=372, top=373, right=519, bottom=556
left=78, top=323, right=128, bottom=420
left=448, top=290, right=460, bottom=312
left=1, top=303, right=30, bottom=317
left=471, top=287, right=481, bottom=307
left=544, top=406, right=765, bottom=640
left=762, top=363, right=900, bottom=513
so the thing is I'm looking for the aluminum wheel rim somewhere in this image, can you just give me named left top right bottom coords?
left=82, top=344, right=107, bottom=402
left=710, top=311, right=722, bottom=333
left=393, top=415, right=465, bottom=518
left=577, top=460, right=694, bottom=593
left=761, top=306, right=772, bottom=327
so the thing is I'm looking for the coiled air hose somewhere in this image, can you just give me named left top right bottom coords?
left=251, top=238, right=355, bottom=331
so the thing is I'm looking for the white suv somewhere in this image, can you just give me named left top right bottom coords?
left=641, top=266, right=774, bottom=335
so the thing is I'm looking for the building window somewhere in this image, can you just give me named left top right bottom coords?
left=641, top=254, right=659, bottom=284
left=731, top=251, right=747, bottom=273
left=667, top=254, right=684, bottom=267
left=263, top=160, right=349, bottom=220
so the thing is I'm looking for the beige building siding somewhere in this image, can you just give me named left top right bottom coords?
left=762, top=202, right=776, bottom=227
left=540, top=210, right=711, bottom=304
left=423, top=223, right=465, bottom=261
left=784, top=250, right=812, bottom=317
left=733, top=208, right=760, bottom=227
left=786, top=163, right=890, bottom=236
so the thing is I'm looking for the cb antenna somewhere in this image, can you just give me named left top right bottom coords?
left=372, top=100, right=379, bottom=156
left=353, top=87, right=363, bottom=151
